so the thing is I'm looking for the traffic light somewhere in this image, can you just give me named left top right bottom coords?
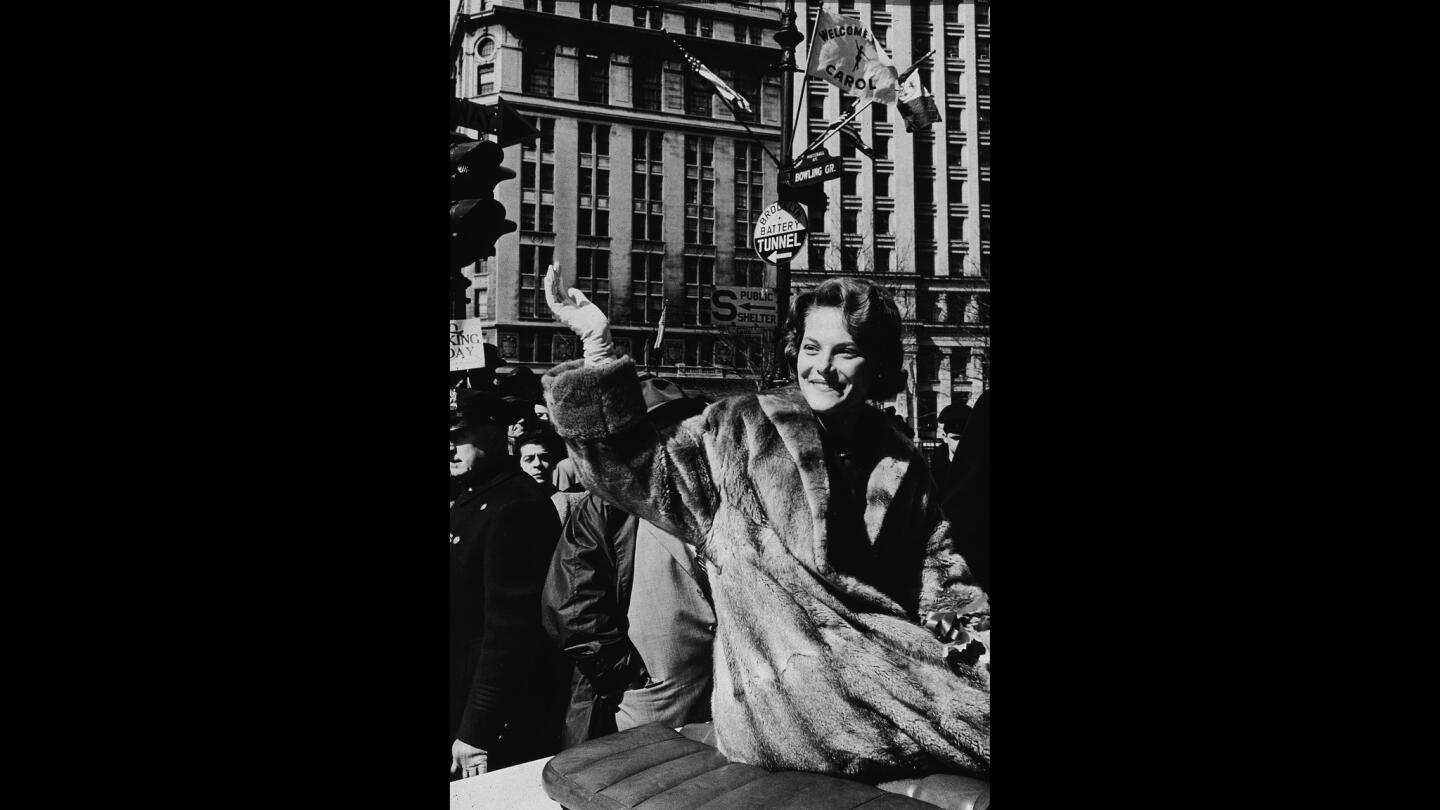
left=450, top=138, right=517, bottom=272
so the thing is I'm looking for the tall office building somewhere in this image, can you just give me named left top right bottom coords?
left=450, top=1, right=989, bottom=441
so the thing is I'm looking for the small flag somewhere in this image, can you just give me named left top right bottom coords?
left=839, top=119, right=875, bottom=158
left=800, top=98, right=867, bottom=159
left=803, top=115, right=850, bottom=158
left=668, top=33, right=753, bottom=114
left=897, top=70, right=942, bottom=133
left=654, top=299, right=667, bottom=349
left=806, top=6, right=900, bottom=104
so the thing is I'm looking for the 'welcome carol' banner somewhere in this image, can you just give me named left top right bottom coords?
left=806, top=6, right=900, bottom=104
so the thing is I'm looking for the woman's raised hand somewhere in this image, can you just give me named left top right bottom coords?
left=545, top=264, right=616, bottom=366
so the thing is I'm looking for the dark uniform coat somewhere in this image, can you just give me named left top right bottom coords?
left=541, top=493, right=716, bottom=749
left=449, top=467, right=568, bottom=769
left=543, top=357, right=990, bottom=782
left=929, top=392, right=990, bottom=594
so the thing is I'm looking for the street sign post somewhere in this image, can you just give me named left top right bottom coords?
left=752, top=201, right=809, bottom=265
left=781, top=155, right=843, bottom=188
left=450, top=97, right=541, bottom=147
left=710, top=286, right=779, bottom=328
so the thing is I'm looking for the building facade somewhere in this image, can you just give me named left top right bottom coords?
left=450, top=0, right=990, bottom=442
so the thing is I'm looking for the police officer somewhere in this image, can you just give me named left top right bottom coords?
left=450, top=388, right=567, bottom=779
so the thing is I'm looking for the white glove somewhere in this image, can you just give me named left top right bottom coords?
left=450, top=739, right=488, bottom=778
left=544, top=264, right=616, bottom=366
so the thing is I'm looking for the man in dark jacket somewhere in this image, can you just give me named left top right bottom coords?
left=929, top=394, right=990, bottom=594
left=946, top=391, right=989, bottom=594
left=450, top=387, right=568, bottom=778
left=927, top=402, right=972, bottom=498
left=540, top=377, right=716, bottom=748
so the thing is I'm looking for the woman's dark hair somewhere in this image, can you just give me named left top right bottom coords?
left=782, top=276, right=907, bottom=401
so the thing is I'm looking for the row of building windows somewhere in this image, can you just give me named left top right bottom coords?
left=504, top=103, right=986, bottom=269
left=577, top=122, right=610, bottom=236
left=630, top=250, right=665, bottom=323
left=683, top=14, right=712, bottom=38
left=805, top=242, right=985, bottom=277
left=489, top=242, right=973, bottom=296
left=502, top=246, right=768, bottom=326
left=683, top=137, right=715, bottom=245
left=489, top=255, right=984, bottom=324
left=478, top=38, right=772, bottom=121
left=487, top=242, right=984, bottom=325
left=499, top=331, right=772, bottom=373
left=511, top=119, right=778, bottom=251
left=460, top=7, right=797, bottom=109
left=842, top=1, right=990, bottom=25
left=513, top=0, right=812, bottom=25
left=503, top=270, right=989, bottom=330
left=519, top=117, right=556, bottom=234
left=485, top=334, right=988, bottom=392
left=916, top=345, right=988, bottom=383
left=734, top=143, right=764, bottom=249
left=543, top=277, right=982, bottom=329
left=805, top=90, right=986, bottom=134
left=805, top=1, right=989, bottom=23
left=634, top=335, right=765, bottom=372
left=631, top=130, right=665, bottom=239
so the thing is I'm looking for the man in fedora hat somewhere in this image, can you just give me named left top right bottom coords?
left=450, top=387, right=568, bottom=778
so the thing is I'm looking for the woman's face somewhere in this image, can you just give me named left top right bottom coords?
left=796, top=306, right=876, bottom=420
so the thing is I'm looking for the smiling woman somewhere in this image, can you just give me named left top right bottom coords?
left=785, top=277, right=905, bottom=439
left=798, top=307, right=874, bottom=419
left=541, top=266, right=989, bottom=781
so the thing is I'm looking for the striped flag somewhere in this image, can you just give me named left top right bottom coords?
left=668, top=33, right=753, bottom=114
left=839, top=118, right=875, bottom=158
left=897, top=69, right=942, bottom=133
left=654, top=299, right=667, bottom=349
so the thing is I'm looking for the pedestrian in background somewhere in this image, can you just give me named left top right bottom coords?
left=552, top=454, right=583, bottom=493
left=516, top=427, right=585, bottom=527
left=541, top=376, right=716, bottom=748
left=928, top=402, right=972, bottom=497
left=541, top=266, right=990, bottom=781
left=938, top=392, right=989, bottom=594
left=450, top=389, right=568, bottom=779
left=884, top=405, right=911, bottom=439
left=502, top=395, right=545, bottom=457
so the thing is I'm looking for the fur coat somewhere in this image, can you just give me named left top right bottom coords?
left=543, top=357, right=989, bottom=781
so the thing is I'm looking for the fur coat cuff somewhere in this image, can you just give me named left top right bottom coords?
left=542, top=357, right=648, bottom=441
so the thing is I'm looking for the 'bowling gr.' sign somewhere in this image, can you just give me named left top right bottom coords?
left=752, top=201, right=809, bottom=265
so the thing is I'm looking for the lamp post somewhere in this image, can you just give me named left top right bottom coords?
left=772, top=0, right=804, bottom=358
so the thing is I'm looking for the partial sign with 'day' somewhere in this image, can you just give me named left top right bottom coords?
left=450, top=319, right=488, bottom=371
